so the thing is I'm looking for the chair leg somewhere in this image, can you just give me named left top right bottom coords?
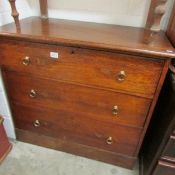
left=39, top=0, right=48, bottom=19
left=8, top=0, right=20, bottom=32
left=143, top=0, right=168, bottom=43
left=146, top=0, right=168, bottom=32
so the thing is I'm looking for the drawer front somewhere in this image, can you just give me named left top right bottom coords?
left=3, top=71, right=151, bottom=128
left=152, top=160, right=175, bottom=175
left=11, top=103, right=142, bottom=156
left=162, top=135, right=175, bottom=160
left=0, top=40, right=163, bottom=98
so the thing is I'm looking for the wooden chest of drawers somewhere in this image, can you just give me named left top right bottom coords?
left=0, top=17, right=175, bottom=169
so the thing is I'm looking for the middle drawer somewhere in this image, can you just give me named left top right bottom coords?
left=3, top=71, right=151, bottom=128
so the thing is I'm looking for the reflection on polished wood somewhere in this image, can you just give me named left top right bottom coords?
left=6, top=0, right=170, bottom=44
left=0, top=17, right=174, bottom=59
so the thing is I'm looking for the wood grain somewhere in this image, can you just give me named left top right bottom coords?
left=11, top=103, right=142, bottom=156
left=0, top=39, right=164, bottom=98
left=139, top=69, right=175, bottom=175
left=0, top=14, right=173, bottom=169
left=3, top=71, right=151, bottom=128
left=135, top=59, right=170, bottom=156
left=0, top=17, right=174, bottom=59
left=16, top=128, right=137, bottom=169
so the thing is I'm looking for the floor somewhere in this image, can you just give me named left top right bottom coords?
left=0, top=141, right=139, bottom=175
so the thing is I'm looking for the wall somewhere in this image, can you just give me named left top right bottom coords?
left=29, top=0, right=151, bottom=27
left=28, top=0, right=174, bottom=28
left=0, top=0, right=174, bottom=139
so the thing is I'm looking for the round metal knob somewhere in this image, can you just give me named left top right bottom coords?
left=22, top=56, right=30, bottom=66
left=117, top=71, right=126, bottom=81
left=30, top=89, right=37, bottom=98
left=112, top=105, right=119, bottom=116
left=106, top=137, right=113, bottom=145
left=33, top=120, right=41, bottom=128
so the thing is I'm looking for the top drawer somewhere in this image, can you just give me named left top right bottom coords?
left=0, top=40, right=163, bottom=98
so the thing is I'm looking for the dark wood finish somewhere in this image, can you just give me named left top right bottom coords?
left=3, top=72, right=151, bottom=128
left=140, top=71, right=175, bottom=175
left=0, top=15, right=174, bottom=169
left=0, top=17, right=174, bottom=59
left=16, top=128, right=137, bottom=169
left=135, top=59, right=170, bottom=156
left=39, top=0, right=48, bottom=19
left=11, top=103, right=142, bottom=156
left=0, top=116, right=12, bottom=163
left=167, top=2, right=175, bottom=46
left=140, top=7, right=175, bottom=174
left=162, top=135, right=175, bottom=161
left=0, top=39, right=164, bottom=98
left=152, top=160, right=175, bottom=175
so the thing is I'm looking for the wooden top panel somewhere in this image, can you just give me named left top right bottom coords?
left=0, top=17, right=174, bottom=59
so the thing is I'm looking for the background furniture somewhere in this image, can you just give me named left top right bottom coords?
left=167, top=1, right=175, bottom=45
left=140, top=66, right=175, bottom=175
left=0, top=116, right=12, bottom=163
left=0, top=0, right=174, bottom=169
left=140, top=3, right=175, bottom=174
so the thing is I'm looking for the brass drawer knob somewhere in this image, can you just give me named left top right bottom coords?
left=30, top=89, right=37, bottom=98
left=33, top=120, right=41, bottom=127
left=112, top=105, right=119, bottom=115
left=22, top=56, right=30, bottom=66
left=117, top=71, right=126, bottom=81
left=106, top=137, right=113, bottom=145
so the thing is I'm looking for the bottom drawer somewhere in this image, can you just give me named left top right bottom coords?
left=16, top=128, right=137, bottom=169
left=11, top=103, right=142, bottom=156
left=152, top=160, right=175, bottom=175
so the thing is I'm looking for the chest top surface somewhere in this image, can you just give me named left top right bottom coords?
left=0, top=17, right=175, bottom=59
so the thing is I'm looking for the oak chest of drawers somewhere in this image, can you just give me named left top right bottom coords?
left=0, top=17, right=175, bottom=169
